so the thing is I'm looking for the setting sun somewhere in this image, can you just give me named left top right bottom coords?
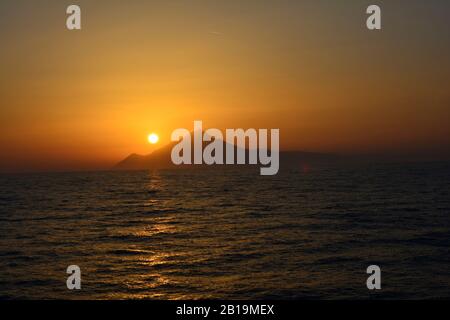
left=148, top=133, right=159, bottom=144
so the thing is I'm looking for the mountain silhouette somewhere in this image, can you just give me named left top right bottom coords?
left=114, top=135, right=338, bottom=171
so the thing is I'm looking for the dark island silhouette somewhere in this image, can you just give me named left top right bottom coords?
left=114, top=137, right=339, bottom=171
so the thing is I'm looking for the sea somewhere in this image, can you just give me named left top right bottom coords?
left=0, top=162, right=449, bottom=299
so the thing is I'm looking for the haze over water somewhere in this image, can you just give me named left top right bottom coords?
left=1, top=162, right=449, bottom=299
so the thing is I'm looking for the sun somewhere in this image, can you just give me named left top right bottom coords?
left=147, top=133, right=159, bottom=144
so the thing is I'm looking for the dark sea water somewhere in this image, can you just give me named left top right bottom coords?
left=0, top=162, right=449, bottom=300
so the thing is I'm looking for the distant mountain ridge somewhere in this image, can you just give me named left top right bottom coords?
left=114, top=138, right=338, bottom=171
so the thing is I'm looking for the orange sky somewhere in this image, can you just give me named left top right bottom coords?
left=1, top=0, right=449, bottom=172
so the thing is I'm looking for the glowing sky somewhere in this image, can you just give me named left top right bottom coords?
left=0, top=0, right=449, bottom=172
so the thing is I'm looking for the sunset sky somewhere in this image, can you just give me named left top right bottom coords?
left=1, top=0, right=449, bottom=172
